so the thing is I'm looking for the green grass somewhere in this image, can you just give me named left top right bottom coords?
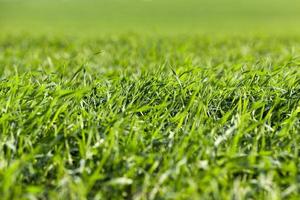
left=0, top=34, right=299, bottom=199
left=2, top=0, right=300, bottom=34
left=1, top=0, right=300, bottom=199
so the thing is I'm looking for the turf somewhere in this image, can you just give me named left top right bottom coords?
left=1, top=0, right=300, bottom=199
left=0, top=34, right=299, bottom=199
left=1, top=0, right=300, bottom=34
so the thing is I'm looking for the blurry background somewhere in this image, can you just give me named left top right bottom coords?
left=1, top=0, right=300, bottom=35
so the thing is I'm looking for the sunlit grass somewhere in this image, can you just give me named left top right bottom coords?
left=0, top=34, right=299, bottom=199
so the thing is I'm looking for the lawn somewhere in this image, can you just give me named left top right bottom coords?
left=0, top=1, right=300, bottom=200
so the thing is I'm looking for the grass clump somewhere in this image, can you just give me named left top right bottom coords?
left=0, top=34, right=299, bottom=199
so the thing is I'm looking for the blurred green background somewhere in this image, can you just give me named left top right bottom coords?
left=1, top=0, right=300, bottom=35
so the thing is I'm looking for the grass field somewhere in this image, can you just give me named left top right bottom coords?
left=1, top=0, right=300, bottom=199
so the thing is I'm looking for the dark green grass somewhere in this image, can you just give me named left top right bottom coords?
left=0, top=34, right=299, bottom=199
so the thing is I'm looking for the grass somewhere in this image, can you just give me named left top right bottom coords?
left=0, top=34, right=299, bottom=199
left=2, top=0, right=300, bottom=34
left=1, top=0, right=300, bottom=199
